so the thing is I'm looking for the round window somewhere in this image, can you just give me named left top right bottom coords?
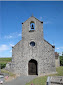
left=30, top=41, right=35, bottom=47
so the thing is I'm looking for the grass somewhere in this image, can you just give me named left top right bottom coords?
left=0, top=58, right=12, bottom=64
left=0, top=57, right=15, bottom=77
left=26, top=66, right=63, bottom=85
left=0, top=58, right=12, bottom=69
left=1, top=69, right=16, bottom=82
left=1, top=69, right=15, bottom=77
left=56, top=66, right=63, bottom=76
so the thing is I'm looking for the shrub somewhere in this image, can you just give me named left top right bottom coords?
left=0, top=58, right=12, bottom=69
left=0, top=63, right=7, bottom=69
left=60, top=56, right=63, bottom=66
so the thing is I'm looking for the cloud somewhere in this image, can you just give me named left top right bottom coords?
left=39, top=16, right=52, bottom=24
left=59, top=52, right=62, bottom=56
left=10, top=50, right=12, bottom=53
left=10, top=44, right=14, bottom=47
left=0, top=45, right=9, bottom=52
left=56, top=48, right=60, bottom=49
left=4, top=35, right=13, bottom=39
left=55, top=47, right=63, bottom=56
left=44, top=21, right=52, bottom=24
left=18, top=33, right=21, bottom=37
left=4, top=32, right=21, bottom=39
left=56, top=47, right=63, bottom=50
left=39, top=17, right=43, bottom=21
left=60, top=47, right=63, bottom=49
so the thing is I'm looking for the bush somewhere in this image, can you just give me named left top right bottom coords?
left=1, top=63, right=6, bottom=69
left=0, top=63, right=7, bottom=69
left=60, top=56, right=63, bottom=66
left=0, top=58, right=12, bottom=69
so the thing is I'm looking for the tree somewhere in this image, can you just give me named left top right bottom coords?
left=62, top=52, right=63, bottom=56
left=60, top=56, right=63, bottom=66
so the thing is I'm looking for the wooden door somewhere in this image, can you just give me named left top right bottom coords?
left=28, top=59, right=37, bottom=75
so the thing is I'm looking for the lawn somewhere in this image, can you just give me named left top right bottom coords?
left=0, top=58, right=12, bottom=69
left=26, top=66, right=63, bottom=85
left=1, top=69, right=15, bottom=76
left=0, top=58, right=12, bottom=64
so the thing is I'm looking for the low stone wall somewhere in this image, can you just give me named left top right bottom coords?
left=5, top=62, right=11, bottom=71
left=55, top=57, right=60, bottom=67
left=47, top=76, right=63, bottom=85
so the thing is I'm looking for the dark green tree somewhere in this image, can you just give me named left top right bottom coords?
left=62, top=52, right=63, bottom=56
left=60, top=52, right=63, bottom=66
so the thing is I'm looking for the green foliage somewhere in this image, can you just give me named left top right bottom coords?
left=26, top=66, right=63, bottom=85
left=60, top=56, right=63, bottom=66
left=0, top=63, right=6, bottom=69
left=62, top=52, right=63, bottom=56
left=56, top=66, right=63, bottom=76
left=0, top=58, right=12, bottom=62
left=0, top=58, right=12, bottom=69
left=26, top=76, right=47, bottom=85
left=1, top=69, right=15, bottom=76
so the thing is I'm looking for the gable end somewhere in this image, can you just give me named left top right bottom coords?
left=44, top=39, right=55, bottom=48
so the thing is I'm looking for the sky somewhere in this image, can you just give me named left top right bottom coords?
left=0, top=1, right=63, bottom=57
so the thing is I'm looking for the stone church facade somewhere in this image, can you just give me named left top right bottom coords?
left=11, top=16, right=56, bottom=76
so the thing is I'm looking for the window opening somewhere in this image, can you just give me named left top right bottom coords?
left=30, top=21, right=35, bottom=31
left=30, top=41, right=35, bottom=47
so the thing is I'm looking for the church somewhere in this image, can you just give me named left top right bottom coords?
left=11, top=16, right=56, bottom=76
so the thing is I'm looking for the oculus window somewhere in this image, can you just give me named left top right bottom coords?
left=30, top=41, right=35, bottom=47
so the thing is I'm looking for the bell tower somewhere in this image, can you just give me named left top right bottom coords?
left=22, top=16, right=43, bottom=41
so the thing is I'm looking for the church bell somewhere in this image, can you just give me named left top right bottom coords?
left=31, top=24, right=34, bottom=29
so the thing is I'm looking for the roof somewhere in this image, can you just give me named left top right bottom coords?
left=55, top=52, right=59, bottom=57
left=44, top=39, right=55, bottom=48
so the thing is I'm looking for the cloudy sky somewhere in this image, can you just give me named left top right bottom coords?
left=0, top=1, right=63, bottom=57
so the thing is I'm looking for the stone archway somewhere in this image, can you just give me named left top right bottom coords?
left=28, top=59, right=38, bottom=75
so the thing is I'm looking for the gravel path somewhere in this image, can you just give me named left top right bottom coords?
left=2, top=75, right=37, bottom=85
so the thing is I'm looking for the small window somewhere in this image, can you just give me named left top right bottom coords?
left=30, top=41, right=35, bottom=47
left=30, top=21, right=35, bottom=31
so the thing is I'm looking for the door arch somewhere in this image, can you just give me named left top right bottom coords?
left=28, top=59, right=38, bottom=75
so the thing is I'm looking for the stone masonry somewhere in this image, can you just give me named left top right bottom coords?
left=11, top=16, right=56, bottom=76
left=47, top=76, right=63, bottom=85
left=55, top=52, right=60, bottom=67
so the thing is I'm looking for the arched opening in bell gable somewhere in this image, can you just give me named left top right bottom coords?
left=30, top=21, right=35, bottom=30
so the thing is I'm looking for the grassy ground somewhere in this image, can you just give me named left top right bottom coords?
left=1, top=69, right=15, bottom=76
left=0, top=58, right=12, bottom=64
left=0, top=58, right=12, bottom=69
left=26, top=66, right=63, bottom=85
left=1, top=69, right=16, bottom=82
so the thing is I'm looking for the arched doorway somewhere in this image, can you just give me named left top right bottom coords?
left=28, top=59, right=38, bottom=75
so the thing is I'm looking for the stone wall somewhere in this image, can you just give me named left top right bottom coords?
left=11, top=16, right=56, bottom=76
left=55, top=57, right=60, bottom=67
left=47, top=76, right=63, bottom=85
left=5, top=62, right=11, bottom=71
